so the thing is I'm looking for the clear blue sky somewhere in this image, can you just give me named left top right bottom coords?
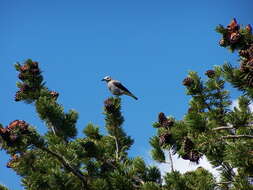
left=0, top=0, right=252, bottom=189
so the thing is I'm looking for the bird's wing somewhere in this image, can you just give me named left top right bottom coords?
left=112, top=81, right=132, bottom=94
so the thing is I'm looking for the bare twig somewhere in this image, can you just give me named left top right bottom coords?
left=212, top=126, right=234, bottom=131
left=168, top=149, right=174, bottom=172
left=216, top=181, right=233, bottom=185
left=109, top=135, right=119, bottom=160
left=51, top=126, right=56, bottom=135
left=221, top=135, right=253, bottom=139
left=215, top=181, right=233, bottom=188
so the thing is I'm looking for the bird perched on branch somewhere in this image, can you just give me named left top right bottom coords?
left=102, top=76, right=138, bottom=100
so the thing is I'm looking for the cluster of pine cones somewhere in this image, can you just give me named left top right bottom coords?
left=239, top=45, right=253, bottom=87
left=0, top=120, right=29, bottom=146
left=219, top=18, right=251, bottom=47
left=15, top=60, right=59, bottom=101
left=158, top=112, right=174, bottom=146
left=15, top=61, right=42, bottom=101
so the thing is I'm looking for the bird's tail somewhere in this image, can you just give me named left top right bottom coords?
left=130, top=94, right=138, bottom=100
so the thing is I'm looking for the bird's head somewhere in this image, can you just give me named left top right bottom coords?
left=101, top=76, right=112, bottom=82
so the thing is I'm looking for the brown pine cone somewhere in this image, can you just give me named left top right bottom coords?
left=205, top=70, right=215, bottom=78
left=227, top=18, right=239, bottom=32
left=50, top=91, right=59, bottom=99
left=104, top=99, right=116, bottom=113
left=246, top=24, right=252, bottom=33
left=8, top=120, right=29, bottom=131
left=20, top=65, right=29, bottom=72
left=230, top=32, right=241, bottom=44
left=182, top=77, right=194, bottom=87
left=31, top=68, right=40, bottom=75
left=159, top=133, right=172, bottom=146
left=219, top=39, right=226, bottom=46
left=239, top=49, right=250, bottom=58
left=182, top=137, right=194, bottom=153
left=158, top=112, right=167, bottom=125
left=14, top=91, right=22, bottom=102
left=6, top=161, right=13, bottom=168
left=18, top=73, right=26, bottom=80
left=20, top=84, right=30, bottom=92
left=30, top=61, right=39, bottom=69
left=188, top=151, right=201, bottom=163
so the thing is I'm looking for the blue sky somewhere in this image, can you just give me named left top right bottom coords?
left=1, top=0, right=252, bottom=189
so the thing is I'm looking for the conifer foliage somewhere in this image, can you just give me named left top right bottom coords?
left=0, top=60, right=161, bottom=190
left=150, top=19, right=253, bottom=190
left=1, top=19, right=253, bottom=190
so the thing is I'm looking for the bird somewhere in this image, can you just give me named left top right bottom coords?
left=102, top=76, right=138, bottom=100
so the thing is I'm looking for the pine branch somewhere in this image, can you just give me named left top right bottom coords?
left=221, top=135, right=253, bottom=139
left=38, top=146, right=87, bottom=188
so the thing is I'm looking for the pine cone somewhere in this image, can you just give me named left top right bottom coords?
left=82, top=141, right=95, bottom=151
left=8, top=120, right=20, bottom=130
left=19, top=120, right=29, bottom=131
left=219, top=39, right=225, bottom=46
left=18, top=73, right=26, bottom=80
left=239, top=49, right=250, bottom=58
left=247, top=59, right=253, bottom=68
left=101, top=159, right=116, bottom=173
left=182, top=77, right=194, bottom=87
left=205, top=70, right=215, bottom=78
left=9, top=134, right=18, bottom=142
left=166, top=119, right=174, bottom=127
left=50, top=91, right=59, bottom=99
left=182, top=137, right=194, bottom=153
left=181, top=153, right=190, bottom=160
left=30, top=61, right=39, bottom=69
left=230, top=32, right=241, bottom=44
left=188, top=151, right=201, bottom=163
left=20, top=65, right=29, bottom=72
left=12, top=154, right=19, bottom=161
left=0, top=128, right=11, bottom=142
left=227, top=18, right=239, bottom=32
left=6, top=155, right=19, bottom=168
left=0, top=128, right=9, bottom=135
left=246, top=24, right=252, bottom=33
left=14, top=91, right=22, bottom=102
left=7, top=120, right=29, bottom=132
left=20, top=84, right=30, bottom=92
left=249, top=46, right=253, bottom=58
left=104, top=99, right=116, bottom=113
left=159, top=133, right=172, bottom=146
left=31, top=68, right=40, bottom=75
left=6, top=161, right=13, bottom=168
left=188, top=107, right=195, bottom=113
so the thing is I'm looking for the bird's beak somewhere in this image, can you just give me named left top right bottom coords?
left=101, top=78, right=105, bottom=81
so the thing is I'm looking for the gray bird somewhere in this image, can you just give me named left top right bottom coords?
left=102, top=76, right=138, bottom=100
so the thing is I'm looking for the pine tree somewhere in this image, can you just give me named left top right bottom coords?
left=150, top=18, right=253, bottom=190
left=0, top=60, right=161, bottom=190
left=1, top=19, right=253, bottom=190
